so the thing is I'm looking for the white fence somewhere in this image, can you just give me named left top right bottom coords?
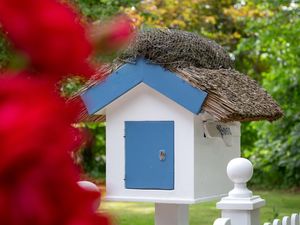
left=215, top=213, right=300, bottom=225
left=78, top=157, right=298, bottom=225
left=213, top=158, right=299, bottom=225
left=263, top=213, right=300, bottom=225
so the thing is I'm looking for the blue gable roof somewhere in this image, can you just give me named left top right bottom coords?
left=81, top=58, right=207, bottom=115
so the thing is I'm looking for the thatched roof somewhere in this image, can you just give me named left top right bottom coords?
left=117, top=29, right=233, bottom=70
left=174, top=67, right=282, bottom=122
left=78, top=28, right=283, bottom=122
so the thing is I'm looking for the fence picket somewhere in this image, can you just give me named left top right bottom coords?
left=291, top=214, right=299, bottom=225
left=273, top=219, right=281, bottom=225
left=213, top=218, right=231, bottom=225
left=283, top=216, right=291, bottom=225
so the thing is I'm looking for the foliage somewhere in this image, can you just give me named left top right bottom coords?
left=122, top=0, right=300, bottom=188
left=71, top=0, right=140, bottom=21
left=124, top=0, right=262, bottom=51
left=0, top=32, right=12, bottom=70
left=237, top=1, right=300, bottom=188
left=60, top=76, right=86, bottom=97
left=79, top=123, right=106, bottom=180
left=73, top=0, right=300, bottom=187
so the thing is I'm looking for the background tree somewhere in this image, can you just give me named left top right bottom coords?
left=124, top=0, right=300, bottom=188
left=0, top=0, right=299, bottom=188
left=235, top=1, right=300, bottom=188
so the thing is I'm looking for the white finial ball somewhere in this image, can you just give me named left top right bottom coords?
left=227, top=158, right=253, bottom=184
left=78, top=181, right=101, bottom=211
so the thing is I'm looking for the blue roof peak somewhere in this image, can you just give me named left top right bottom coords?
left=81, top=58, right=207, bottom=115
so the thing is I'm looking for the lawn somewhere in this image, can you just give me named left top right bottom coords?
left=100, top=191, right=300, bottom=225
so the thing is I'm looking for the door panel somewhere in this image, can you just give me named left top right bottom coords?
left=125, top=121, right=174, bottom=190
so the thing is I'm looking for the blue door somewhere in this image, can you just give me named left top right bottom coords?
left=125, top=121, right=174, bottom=190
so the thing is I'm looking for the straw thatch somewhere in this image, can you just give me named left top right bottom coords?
left=77, top=28, right=283, bottom=123
left=173, top=67, right=283, bottom=122
left=116, top=28, right=234, bottom=70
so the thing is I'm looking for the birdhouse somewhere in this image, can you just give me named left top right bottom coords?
left=79, top=29, right=283, bottom=205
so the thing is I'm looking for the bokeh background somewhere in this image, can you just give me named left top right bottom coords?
left=1, top=0, right=299, bottom=189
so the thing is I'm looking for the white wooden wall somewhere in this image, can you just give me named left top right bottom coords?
left=193, top=116, right=240, bottom=202
left=105, top=83, right=196, bottom=203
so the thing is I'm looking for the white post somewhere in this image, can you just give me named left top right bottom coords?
left=155, top=203, right=189, bottom=225
left=216, top=158, right=265, bottom=225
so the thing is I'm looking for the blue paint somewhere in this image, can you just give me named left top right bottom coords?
left=142, top=61, right=206, bottom=114
left=81, top=58, right=207, bottom=115
left=81, top=63, right=142, bottom=114
left=125, top=121, right=174, bottom=190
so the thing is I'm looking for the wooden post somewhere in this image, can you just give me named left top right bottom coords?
left=216, top=158, right=265, bottom=225
left=155, top=203, right=189, bottom=225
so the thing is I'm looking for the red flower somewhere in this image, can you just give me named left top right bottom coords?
left=91, top=16, right=134, bottom=54
left=0, top=75, right=111, bottom=225
left=108, top=17, right=134, bottom=47
left=0, top=0, right=93, bottom=78
left=0, top=76, right=79, bottom=171
left=0, top=0, right=135, bottom=224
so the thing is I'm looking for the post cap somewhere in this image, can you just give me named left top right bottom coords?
left=227, top=158, right=253, bottom=184
left=227, top=158, right=253, bottom=198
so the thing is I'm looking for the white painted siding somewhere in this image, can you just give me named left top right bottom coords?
left=105, top=83, right=195, bottom=203
left=193, top=116, right=240, bottom=202
left=103, top=82, right=240, bottom=204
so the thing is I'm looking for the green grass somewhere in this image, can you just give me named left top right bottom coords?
left=100, top=191, right=300, bottom=225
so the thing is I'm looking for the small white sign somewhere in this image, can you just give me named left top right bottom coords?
left=204, top=122, right=235, bottom=146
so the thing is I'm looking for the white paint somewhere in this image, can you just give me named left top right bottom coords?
left=227, top=158, right=253, bottom=184
left=215, top=158, right=265, bottom=225
left=106, top=83, right=195, bottom=203
left=291, top=213, right=299, bottom=225
left=221, top=209, right=260, bottom=225
left=264, top=213, right=300, bottom=225
left=194, top=116, right=240, bottom=201
left=272, top=219, right=282, bottom=225
left=213, top=218, right=231, bottom=225
left=227, top=158, right=253, bottom=198
left=155, top=204, right=189, bottom=225
left=105, top=193, right=227, bottom=204
left=103, top=83, right=240, bottom=203
left=283, top=216, right=291, bottom=225
left=214, top=159, right=300, bottom=225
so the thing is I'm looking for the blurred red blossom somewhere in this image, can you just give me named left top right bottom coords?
left=0, top=75, right=111, bottom=225
left=91, top=16, right=134, bottom=54
left=0, top=0, right=93, bottom=77
left=0, top=0, right=134, bottom=224
left=0, top=76, right=80, bottom=173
